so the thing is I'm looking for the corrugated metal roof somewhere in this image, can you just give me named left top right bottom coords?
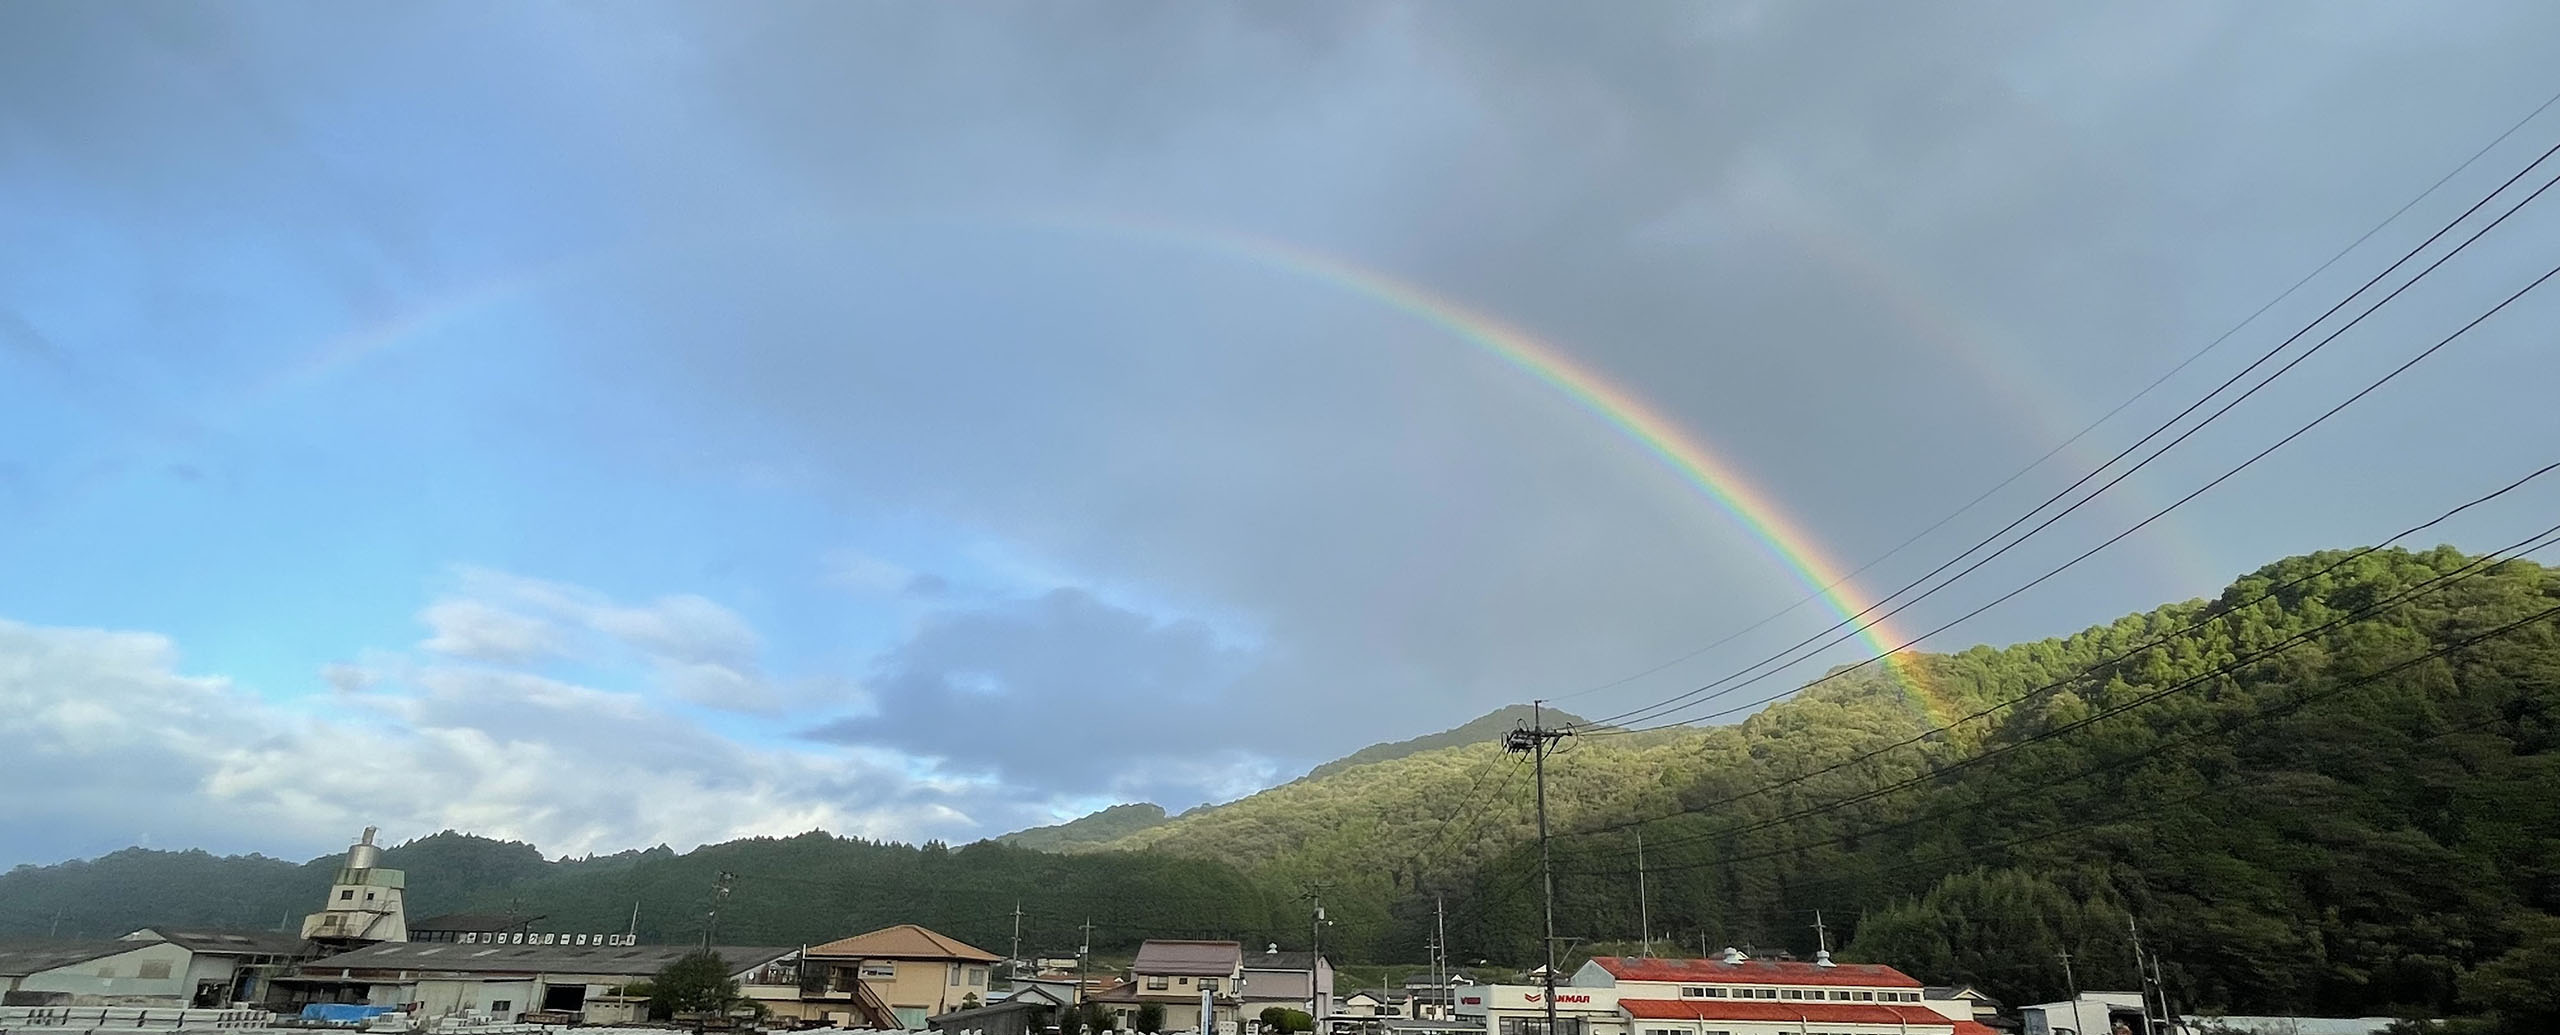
left=127, top=928, right=313, bottom=956
left=300, top=942, right=793, bottom=978
left=408, top=912, right=546, bottom=933
left=0, top=941, right=160, bottom=978
left=1593, top=956, right=1923, bottom=988
left=1620, top=999, right=1948, bottom=1026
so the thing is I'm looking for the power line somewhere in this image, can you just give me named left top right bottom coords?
left=1545, top=82, right=2560, bottom=707
left=1574, top=134, right=2560, bottom=733
left=1573, top=521, right=2560, bottom=857
left=1542, top=458, right=2560, bottom=842
left=1569, top=589, right=2560, bottom=878
left=1594, top=177, right=2560, bottom=736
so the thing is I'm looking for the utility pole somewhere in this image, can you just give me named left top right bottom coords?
left=1810, top=911, right=1829, bottom=962
left=1306, top=884, right=1332, bottom=1030
left=2056, top=949, right=2077, bottom=998
left=2147, top=950, right=2175, bottom=1033
left=1011, top=902, right=1026, bottom=985
left=628, top=901, right=641, bottom=943
left=2125, top=917, right=2153, bottom=1034
left=1079, top=918, right=1097, bottom=1007
left=1503, top=701, right=1572, bottom=1035
left=1435, top=893, right=1449, bottom=1001
left=1636, top=833, right=1650, bottom=958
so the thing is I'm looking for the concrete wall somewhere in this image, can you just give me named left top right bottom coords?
left=14, top=943, right=199, bottom=1005
left=830, top=958, right=990, bottom=1021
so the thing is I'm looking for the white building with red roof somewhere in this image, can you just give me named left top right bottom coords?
left=1456, top=949, right=1995, bottom=1035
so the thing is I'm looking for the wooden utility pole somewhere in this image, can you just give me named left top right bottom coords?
left=1503, top=701, right=1572, bottom=1035
left=1636, top=832, right=1650, bottom=957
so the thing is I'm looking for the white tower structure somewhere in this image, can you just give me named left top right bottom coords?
left=300, top=827, right=409, bottom=943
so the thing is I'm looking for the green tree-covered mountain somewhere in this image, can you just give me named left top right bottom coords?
left=1302, top=704, right=1591, bottom=780
left=6, top=547, right=2554, bottom=1030
left=997, top=803, right=1171, bottom=852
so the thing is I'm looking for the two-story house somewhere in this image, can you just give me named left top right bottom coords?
left=803, top=924, right=1000, bottom=1028
left=1094, top=940, right=1245, bottom=1034
left=1240, top=945, right=1334, bottom=1023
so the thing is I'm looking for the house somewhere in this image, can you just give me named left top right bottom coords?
left=1456, top=949, right=1996, bottom=1035
left=1093, top=940, right=1245, bottom=1034
left=270, top=939, right=837, bottom=1025
left=1239, top=946, right=1333, bottom=1021
left=118, top=928, right=316, bottom=1006
left=1339, top=990, right=1398, bottom=1018
left=1924, top=985, right=2010, bottom=1029
left=803, top=924, right=1002, bottom=1029
left=930, top=985, right=1070, bottom=1035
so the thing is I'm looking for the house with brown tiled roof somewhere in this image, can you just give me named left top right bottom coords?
left=804, top=924, right=1001, bottom=1028
left=1091, top=940, right=1245, bottom=1033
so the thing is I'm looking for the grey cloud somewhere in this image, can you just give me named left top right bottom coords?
left=806, top=587, right=1262, bottom=803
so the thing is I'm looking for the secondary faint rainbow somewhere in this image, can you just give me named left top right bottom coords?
left=1033, top=213, right=1935, bottom=711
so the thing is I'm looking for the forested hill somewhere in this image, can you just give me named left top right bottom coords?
left=996, top=803, right=1171, bottom=851
left=0, top=830, right=1290, bottom=954
left=8, top=547, right=2557, bottom=1029
left=1304, top=704, right=1590, bottom=780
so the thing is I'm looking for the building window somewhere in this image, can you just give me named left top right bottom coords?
left=138, top=961, right=173, bottom=980
left=863, top=963, right=897, bottom=979
left=1781, top=990, right=1800, bottom=1000
left=1855, top=992, right=1873, bottom=1001
left=490, top=1001, right=512, bottom=1014
left=1147, top=976, right=1169, bottom=991
left=363, top=892, right=375, bottom=901
left=1200, top=978, right=1218, bottom=992
left=1680, top=987, right=1705, bottom=998
left=1496, top=1019, right=1585, bottom=1035
left=969, top=968, right=986, bottom=987
left=951, top=967, right=963, bottom=986
left=1178, top=976, right=1191, bottom=986
left=340, top=890, right=354, bottom=900
left=1757, top=989, right=1779, bottom=999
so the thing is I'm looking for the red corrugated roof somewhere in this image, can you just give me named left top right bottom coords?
left=1621, top=999, right=1948, bottom=1026
left=1594, top=956, right=1924, bottom=988
left=1951, top=1022, right=2001, bottom=1035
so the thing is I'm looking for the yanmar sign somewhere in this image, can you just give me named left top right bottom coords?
left=1522, top=994, right=1593, bottom=1004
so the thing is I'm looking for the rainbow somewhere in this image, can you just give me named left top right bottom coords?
left=229, top=214, right=1940, bottom=716
left=1034, top=214, right=1933, bottom=708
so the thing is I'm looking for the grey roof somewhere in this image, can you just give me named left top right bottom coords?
left=1131, top=940, right=1242, bottom=977
left=1923, top=985, right=1998, bottom=1004
left=1245, top=951, right=1324, bottom=972
left=129, top=928, right=314, bottom=956
left=928, top=991, right=1066, bottom=1029
left=300, top=941, right=793, bottom=978
left=0, top=940, right=158, bottom=978
left=409, top=912, right=546, bottom=933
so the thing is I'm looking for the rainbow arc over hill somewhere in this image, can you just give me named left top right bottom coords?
left=1051, top=218, right=1934, bottom=712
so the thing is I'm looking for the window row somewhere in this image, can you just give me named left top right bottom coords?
left=1674, top=987, right=1921, bottom=1003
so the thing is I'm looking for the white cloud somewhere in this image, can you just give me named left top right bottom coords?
left=822, top=549, right=919, bottom=595
left=419, top=568, right=777, bottom=712
left=0, top=614, right=997, bottom=866
left=418, top=599, right=561, bottom=662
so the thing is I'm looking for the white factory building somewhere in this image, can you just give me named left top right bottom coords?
left=1456, top=950, right=1997, bottom=1035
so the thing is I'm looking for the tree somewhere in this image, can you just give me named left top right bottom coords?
left=1259, top=1007, right=1314, bottom=1033
left=650, top=950, right=742, bottom=1031
left=2463, top=915, right=2560, bottom=1033
left=962, top=993, right=983, bottom=1010
left=1060, top=1003, right=1086, bottom=1035
left=1135, top=1002, right=1165, bottom=1033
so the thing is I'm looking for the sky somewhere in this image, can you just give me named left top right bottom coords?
left=7, top=1, right=2560, bottom=868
